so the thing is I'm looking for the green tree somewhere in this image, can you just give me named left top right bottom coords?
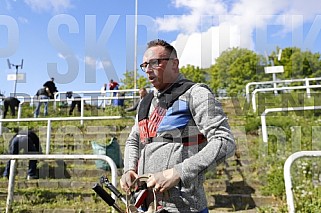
left=120, top=70, right=150, bottom=89
left=271, top=47, right=321, bottom=80
left=208, top=47, right=265, bottom=95
left=180, top=65, right=207, bottom=83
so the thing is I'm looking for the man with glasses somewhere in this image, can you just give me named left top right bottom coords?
left=120, top=39, right=235, bottom=213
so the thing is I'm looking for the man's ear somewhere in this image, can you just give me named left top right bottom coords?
left=173, top=58, right=179, bottom=73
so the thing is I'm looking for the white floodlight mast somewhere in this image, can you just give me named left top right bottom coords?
left=7, top=59, right=24, bottom=97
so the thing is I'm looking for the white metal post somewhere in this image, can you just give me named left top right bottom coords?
left=272, top=73, right=278, bottom=95
left=284, top=151, right=321, bottom=213
left=251, top=90, right=258, bottom=112
left=305, top=77, right=311, bottom=98
left=46, top=120, right=51, bottom=154
left=6, top=159, right=16, bottom=213
left=13, top=66, right=19, bottom=97
left=17, top=103, right=22, bottom=119
left=261, top=112, right=268, bottom=143
left=2, top=155, right=118, bottom=213
left=81, top=99, right=84, bottom=125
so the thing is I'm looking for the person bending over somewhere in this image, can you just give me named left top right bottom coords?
left=3, top=130, right=42, bottom=180
left=3, top=97, right=20, bottom=118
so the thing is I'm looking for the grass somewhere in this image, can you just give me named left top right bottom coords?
left=1, top=188, right=115, bottom=212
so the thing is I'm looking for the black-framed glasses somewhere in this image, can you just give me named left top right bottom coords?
left=140, top=58, right=174, bottom=72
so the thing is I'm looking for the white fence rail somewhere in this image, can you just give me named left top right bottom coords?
left=16, top=95, right=139, bottom=120
left=0, top=116, right=126, bottom=152
left=53, top=88, right=140, bottom=110
left=284, top=151, right=321, bottom=213
left=246, top=77, right=321, bottom=103
left=54, top=88, right=139, bottom=100
left=251, top=85, right=321, bottom=112
left=0, top=88, right=140, bottom=120
left=1, top=154, right=118, bottom=213
left=260, top=106, right=321, bottom=143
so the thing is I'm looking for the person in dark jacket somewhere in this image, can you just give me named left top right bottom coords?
left=43, top=77, right=58, bottom=99
left=3, top=130, right=42, bottom=180
left=34, top=87, right=50, bottom=118
left=66, top=91, right=81, bottom=115
left=3, top=97, right=20, bottom=118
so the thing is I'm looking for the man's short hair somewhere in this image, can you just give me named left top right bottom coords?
left=146, top=39, right=177, bottom=58
left=66, top=91, right=73, bottom=99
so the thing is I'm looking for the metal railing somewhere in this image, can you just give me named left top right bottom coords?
left=0, top=88, right=140, bottom=121
left=1, top=154, right=118, bottom=213
left=245, top=77, right=321, bottom=103
left=15, top=95, right=138, bottom=120
left=53, top=88, right=140, bottom=109
left=54, top=88, right=139, bottom=99
left=284, top=151, right=321, bottom=213
left=0, top=116, right=125, bottom=151
left=260, top=106, right=321, bottom=143
left=251, top=85, right=321, bottom=112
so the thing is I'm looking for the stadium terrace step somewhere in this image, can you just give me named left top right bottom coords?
left=0, top=167, right=111, bottom=180
left=0, top=208, right=109, bottom=213
left=207, top=193, right=279, bottom=212
left=0, top=190, right=114, bottom=213
left=0, top=179, right=98, bottom=190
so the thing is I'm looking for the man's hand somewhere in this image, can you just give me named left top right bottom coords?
left=120, top=170, right=139, bottom=193
left=146, top=168, right=180, bottom=193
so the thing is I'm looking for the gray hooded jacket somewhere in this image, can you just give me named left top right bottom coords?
left=124, top=75, right=235, bottom=212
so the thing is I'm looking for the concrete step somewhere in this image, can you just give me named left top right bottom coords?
left=0, top=179, right=100, bottom=191
left=0, top=165, right=123, bottom=183
left=0, top=208, right=110, bottom=213
left=0, top=163, right=256, bottom=186
left=0, top=183, right=278, bottom=212
left=207, top=193, right=279, bottom=212
left=0, top=209, right=111, bottom=213
left=0, top=190, right=115, bottom=213
left=0, top=159, right=113, bottom=167
left=0, top=167, right=113, bottom=181
left=0, top=127, right=131, bottom=145
left=0, top=207, right=260, bottom=213
left=0, top=181, right=278, bottom=212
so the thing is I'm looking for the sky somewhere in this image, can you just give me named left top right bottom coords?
left=1, top=0, right=321, bottom=98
